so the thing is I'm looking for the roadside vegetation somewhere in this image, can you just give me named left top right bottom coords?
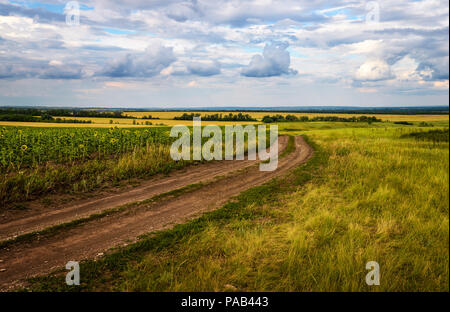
left=24, top=122, right=449, bottom=292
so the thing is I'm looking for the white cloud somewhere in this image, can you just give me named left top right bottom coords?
left=241, top=42, right=297, bottom=77
left=187, top=61, right=221, bottom=76
left=0, top=0, right=448, bottom=107
left=99, top=44, right=176, bottom=77
left=49, top=60, right=63, bottom=66
left=355, top=59, right=393, bottom=81
left=434, top=80, right=449, bottom=89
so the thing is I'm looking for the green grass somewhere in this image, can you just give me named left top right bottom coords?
left=279, top=135, right=295, bottom=158
left=277, top=120, right=449, bottom=134
left=401, top=128, right=449, bottom=142
left=21, top=124, right=450, bottom=292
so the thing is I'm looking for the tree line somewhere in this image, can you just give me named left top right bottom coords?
left=0, top=113, right=92, bottom=124
left=0, top=108, right=134, bottom=123
left=174, top=113, right=257, bottom=122
left=0, top=108, right=133, bottom=119
left=261, top=114, right=382, bottom=123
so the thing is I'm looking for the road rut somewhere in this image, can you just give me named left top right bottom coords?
left=0, top=136, right=313, bottom=290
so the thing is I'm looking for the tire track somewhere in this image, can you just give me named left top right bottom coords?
left=0, top=137, right=288, bottom=241
left=0, top=136, right=313, bottom=290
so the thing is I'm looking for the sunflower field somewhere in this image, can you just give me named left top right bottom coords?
left=0, top=126, right=171, bottom=172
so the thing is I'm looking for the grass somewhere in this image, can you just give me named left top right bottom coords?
left=401, top=128, right=449, bottom=142
left=277, top=121, right=450, bottom=134
left=23, top=124, right=449, bottom=291
left=279, top=135, right=295, bottom=158
left=23, top=135, right=321, bottom=291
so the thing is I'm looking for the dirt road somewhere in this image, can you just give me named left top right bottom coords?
left=0, top=136, right=313, bottom=290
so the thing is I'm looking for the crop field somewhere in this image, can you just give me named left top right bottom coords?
left=0, top=118, right=260, bottom=128
left=124, top=111, right=450, bottom=122
left=1, top=112, right=447, bottom=129
left=0, top=121, right=156, bottom=128
left=0, top=115, right=448, bottom=292
left=0, top=124, right=265, bottom=206
left=0, top=126, right=177, bottom=205
left=0, top=127, right=170, bottom=169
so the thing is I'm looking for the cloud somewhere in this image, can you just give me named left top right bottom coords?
left=187, top=61, right=221, bottom=76
left=0, top=61, right=84, bottom=80
left=99, top=44, right=176, bottom=78
left=165, top=2, right=198, bottom=22
left=354, top=59, right=393, bottom=81
left=417, top=60, right=449, bottom=81
left=104, top=81, right=138, bottom=89
left=358, top=88, right=378, bottom=93
left=0, top=0, right=449, bottom=106
left=187, top=80, right=197, bottom=87
left=39, top=66, right=84, bottom=79
left=0, top=2, right=65, bottom=24
left=241, top=42, right=297, bottom=77
left=0, top=64, right=15, bottom=79
left=433, top=80, right=449, bottom=89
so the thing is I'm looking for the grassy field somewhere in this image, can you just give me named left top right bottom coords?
left=276, top=120, right=450, bottom=133
left=24, top=120, right=449, bottom=292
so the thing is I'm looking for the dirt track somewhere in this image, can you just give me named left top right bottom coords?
left=0, top=136, right=313, bottom=290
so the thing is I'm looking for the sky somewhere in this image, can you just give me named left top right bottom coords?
left=0, top=0, right=448, bottom=108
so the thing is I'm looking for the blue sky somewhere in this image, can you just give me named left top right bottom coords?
left=0, top=0, right=448, bottom=108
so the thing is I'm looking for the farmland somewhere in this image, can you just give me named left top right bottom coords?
left=1, top=0, right=448, bottom=300
left=0, top=123, right=266, bottom=206
left=124, top=111, right=450, bottom=122
left=0, top=126, right=182, bottom=206
left=0, top=127, right=171, bottom=169
left=0, top=111, right=447, bottom=129
left=0, top=118, right=259, bottom=128
left=0, top=113, right=448, bottom=292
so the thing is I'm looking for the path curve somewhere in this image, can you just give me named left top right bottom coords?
left=0, top=137, right=289, bottom=241
left=0, top=136, right=313, bottom=290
